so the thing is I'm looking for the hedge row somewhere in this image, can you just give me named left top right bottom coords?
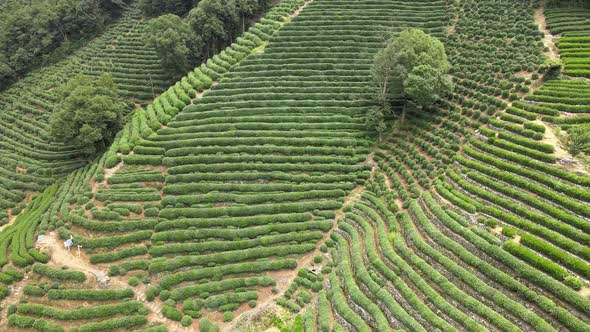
left=150, top=231, right=322, bottom=256
left=71, top=215, right=158, bottom=233
left=448, top=169, right=590, bottom=259
left=424, top=193, right=590, bottom=331
left=347, top=197, right=454, bottom=331
left=503, top=241, right=570, bottom=282
left=170, top=276, right=275, bottom=301
left=160, top=259, right=296, bottom=289
left=32, top=263, right=86, bottom=282
left=457, top=154, right=590, bottom=218
left=47, top=288, right=134, bottom=301
left=8, top=314, right=64, bottom=332
left=89, top=246, right=148, bottom=264
left=398, top=211, right=517, bottom=331
left=149, top=243, right=315, bottom=273
left=155, top=213, right=311, bottom=231
left=158, top=200, right=342, bottom=219
left=78, top=315, right=148, bottom=332
left=520, top=233, right=590, bottom=280
left=464, top=143, right=590, bottom=201
left=326, top=271, right=370, bottom=331
left=409, top=200, right=554, bottom=330
left=465, top=171, right=589, bottom=234
left=17, top=300, right=144, bottom=320
left=151, top=220, right=331, bottom=242
left=336, top=222, right=423, bottom=331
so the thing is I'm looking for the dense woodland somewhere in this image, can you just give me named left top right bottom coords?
left=0, top=0, right=589, bottom=331
left=0, top=0, right=129, bottom=89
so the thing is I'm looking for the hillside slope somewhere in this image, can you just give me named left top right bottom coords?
left=0, top=2, right=171, bottom=219
left=0, top=0, right=589, bottom=331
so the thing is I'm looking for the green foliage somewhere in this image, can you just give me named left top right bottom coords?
left=223, top=311, right=234, bottom=322
left=140, top=0, right=194, bottom=16
left=0, top=0, right=126, bottom=89
left=49, top=74, right=125, bottom=155
left=128, top=277, right=140, bottom=287
left=146, top=14, right=193, bottom=78
left=32, top=263, right=86, bottom=282
left=162, top=305, right=183, bottom=321
left=371, top=28, right=452, bottom=126
left=181, top=315, right=192, bottom=326
left=199, top=317, right=219, bottom=332
left=561, top=125, right=590, bottom=156
left=47, top=288, right=134, bottom=301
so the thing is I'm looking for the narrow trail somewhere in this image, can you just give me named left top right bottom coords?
left=101, top=160, right=125, bottom=186
left=533, top=0, right=559, bottom=62
left=0, top=273, right=29, bottom=329
left=133, top=284, right=187, bottom=331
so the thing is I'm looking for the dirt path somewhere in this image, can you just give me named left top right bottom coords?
left=101, top=160, right=125, bottom=187
left=0, top=273, right=29, bottom=329
left=535, top=120, right=588, bottom=174
left=533, top=1, right=559, bottom=62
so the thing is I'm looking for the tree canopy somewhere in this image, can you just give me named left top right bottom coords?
left=139, top=0, right=195, bottom=17
left=146, top=14, right=193, bottom=78
left=369, top=28, right=452, bottom=137
left=49, top=74, right=126, bottom=156
left=0, top=0, right=127, bottom=90
left=188, top=0, right=271, bottom=58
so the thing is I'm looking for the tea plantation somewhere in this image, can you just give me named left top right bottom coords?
left=0, top=0, right=589, bottom=330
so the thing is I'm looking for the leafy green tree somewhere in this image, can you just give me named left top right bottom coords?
left=0, top=61, right=15, bottom=90
left=49, top=74, right=125, bottom=155
left=146, top=14, right=193, bottom=78
left=0, top=0, right=126, bottom=90
left=139, top=0, right=194, bottom=17
left=188, top=0, right=230, bottom=57
left=237, top=0, right=258, bottom=33
left=371, top=28, right=452, bottom=129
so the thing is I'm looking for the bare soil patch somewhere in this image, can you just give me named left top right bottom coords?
left=533, top=1, right=559, bottom=61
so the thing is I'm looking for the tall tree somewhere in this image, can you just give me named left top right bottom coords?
left=139, top=0, right=194, bottom=17
left=188, top=0, right=226, bottom=57
left=370, top=28, right=452, bottom=129
left=49, top=74, right=126, bottom=155
left=0, top=0, right=127, bottom=90
left=145, top=14, right=193, bottom=77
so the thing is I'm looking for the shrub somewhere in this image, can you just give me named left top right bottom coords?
left=564, top=276, right=583, bottom=291
left=199, top=318, right=219, bottom=332
left=162, top=305, right=183, bottom=321
left=23, top=285, right=46, bottom=297
left=32, top=264, right=86, bottom=282
left=223, top=311, right=234, bottom=322
left=181, top=315, right=192, bottom=327
left=47, top=288, right=134, bottom=301
left=128, top=277, right=140, bottom=287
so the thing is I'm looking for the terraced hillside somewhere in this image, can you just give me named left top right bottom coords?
left=1, top=0, right=589, bottom=330
left=546, top=5, right=590, bottom=77
left=0, top=2, right=170, bottom=219
left=299, top=0, right=590, bottom=331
